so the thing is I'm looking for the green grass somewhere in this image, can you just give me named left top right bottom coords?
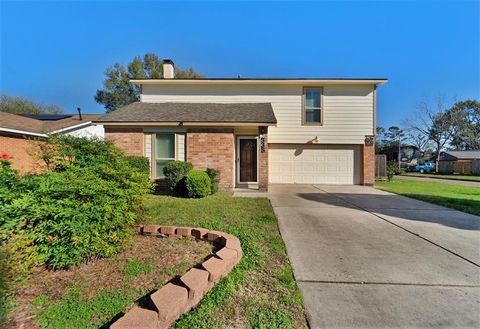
left=376, top=179, right=480, bottom=216
left=402, top=172, right=480, bottom=181
left=122, top=259, right=154, bottom=279
left=143, top=192, right=308, bottom=328
left=35, top=287, right=134, bottom=329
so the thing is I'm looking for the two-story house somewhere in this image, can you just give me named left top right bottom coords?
left=96, top=60, right=387, bottom=190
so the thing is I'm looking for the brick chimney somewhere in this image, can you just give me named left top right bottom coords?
left=163, top=59, right=174, bottom=79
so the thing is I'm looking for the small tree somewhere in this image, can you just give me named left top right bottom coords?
left=384, top=126, right=405, bottom=171
left=407, top=97, right=461, bottom=166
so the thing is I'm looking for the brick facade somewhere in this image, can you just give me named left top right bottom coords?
left=0, top=134, right=43, bottom=173
left=258, top=127, right=269, bottom=191
left=105, top=128, right=144, bottom=156
left=186, top=129, right=234, bottom=188
left=362, top=143, right=375, bottom=185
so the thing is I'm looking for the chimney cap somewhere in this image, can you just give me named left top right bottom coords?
left=162, top=59, right=174, bottom=65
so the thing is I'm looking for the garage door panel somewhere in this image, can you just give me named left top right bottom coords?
left=269, top=145, right=361, bottom=185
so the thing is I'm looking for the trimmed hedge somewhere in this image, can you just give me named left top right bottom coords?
left=185, top=170, right=211, bottom=198
left=163, top=161, right=193, bottom=195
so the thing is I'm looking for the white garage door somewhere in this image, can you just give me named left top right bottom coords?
left=269, top=144, right=361, bottom=185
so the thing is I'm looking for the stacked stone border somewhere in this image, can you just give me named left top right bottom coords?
left=110, top=225, right=243, bottom=329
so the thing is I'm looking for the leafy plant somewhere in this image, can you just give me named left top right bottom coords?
left=0, top=136, right=153, bottom=269
left=124, top=156, right=150, bottom=174
left=185, top=170, right=211, bottom=198
left=386, top=161, right=398, bottom=181
left=206, top=168, right=220, bottom=194
left=163, top=161, right=193, bottom=195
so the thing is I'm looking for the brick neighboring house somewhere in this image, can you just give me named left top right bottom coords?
left=0, top=112, right=104, bottom=172
left=96, top=60, right=388, bottom=191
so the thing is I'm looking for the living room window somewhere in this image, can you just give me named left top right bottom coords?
left=303, top=87, right=323, bottom=125
left=155, top=133, right=175, bottom=177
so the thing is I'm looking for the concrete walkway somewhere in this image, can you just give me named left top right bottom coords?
left=269, top=184, right=480, bottom=328
left=397, top=175, right=480, bottom=187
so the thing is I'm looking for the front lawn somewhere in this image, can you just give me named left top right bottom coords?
left=402, top=172, right=480, bottom=181
left=144, top=192, right=308, bottom=329
left=376, top=179, right=480, bottom=216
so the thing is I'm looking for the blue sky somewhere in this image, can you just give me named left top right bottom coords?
left=1, top=0, right=478, bottom=128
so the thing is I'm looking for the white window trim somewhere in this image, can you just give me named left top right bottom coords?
left=154, top=133, right=176, bottom=179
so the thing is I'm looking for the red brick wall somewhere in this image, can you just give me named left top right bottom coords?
left=258, top=127, right=268, bottom=191
left=0, top=134, right=44, bottom=173
left=186, top=131, right=234, bottom=188
left=105, top=128, right=144, bottom=156
left=362, top=143, right=375, bottom=185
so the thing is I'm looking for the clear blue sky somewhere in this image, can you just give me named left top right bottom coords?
left=1, top=1, right=478, bottom=128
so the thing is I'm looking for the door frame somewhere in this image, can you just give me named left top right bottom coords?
left=236, top=136, right=259, bottom=186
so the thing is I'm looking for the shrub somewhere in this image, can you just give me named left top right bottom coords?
left=0, top=136, right=153, bottom=269
left=124, top=156, right=150, bottom=175
left=185, top=170, right=211, bottom=198
left=163, top=161, right=193, bottom=194
left=386, top=161, right=397, bottom=181
left=206, top=168, right=220, bottom=194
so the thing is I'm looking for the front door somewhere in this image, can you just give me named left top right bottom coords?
left=238, top=137, right=258, bottom=183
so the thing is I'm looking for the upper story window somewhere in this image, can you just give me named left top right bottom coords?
left=155, top=133, right=175, bottom=178
left=303, top=87, right=323, bottom=125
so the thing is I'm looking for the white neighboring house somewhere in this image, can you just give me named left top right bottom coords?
left=0, top=112, right=104, bottom=172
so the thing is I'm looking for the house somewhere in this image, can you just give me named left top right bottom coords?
left=96, top=60, right=388, bottom=190
left=438, top=150, right=480, bottom=175
left=0, top=111, right=104, bottom=172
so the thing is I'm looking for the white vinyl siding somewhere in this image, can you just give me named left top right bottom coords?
left=145, top=133, right=152, bottom=176
left=269, top=144, right=361, bottom=185
left=176, top=133, right=185, bottom=161
left=142, top=84, right=374, bottom=144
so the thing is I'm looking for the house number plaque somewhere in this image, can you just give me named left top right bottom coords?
left=260, top=135, right=266, bottom=153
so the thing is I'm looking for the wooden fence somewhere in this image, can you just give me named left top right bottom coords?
left=375, top=154, right=387, bottom=180
left=438, top=159, right=480, bottom=175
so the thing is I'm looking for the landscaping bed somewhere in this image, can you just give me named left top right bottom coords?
left=144, top=192, right=308, bottom=329
left=376, top=179, right=480, bottom=216
left=4, top=235, right=211, bottom=329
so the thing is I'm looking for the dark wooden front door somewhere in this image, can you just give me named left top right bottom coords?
left=239, top=138, right=257, bottom=182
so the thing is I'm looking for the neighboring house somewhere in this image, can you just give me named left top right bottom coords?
left=96, top=60, right=388, bottom=190
left=438, top=150, right=480, bottom=175
left=0, top=112, right=103, bottom=172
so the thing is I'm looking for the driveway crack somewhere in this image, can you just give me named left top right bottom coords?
left=297, top=280, right=480, bottom=288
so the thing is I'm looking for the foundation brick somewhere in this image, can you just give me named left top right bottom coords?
left=201, top=257, right=227, bottom=283
left=175, top=227, right=192, bottom=237
left=142, top=224, right=160, bottom=235
left=150, top=283, right=188, bottom=322
left=110, top=306, right=157, bottom=329
left=105, top=128, right=144, bottom=156
left=180, top=268, right=209, bottom=303
left=160, top=226, right=176, bottom=235
left=0, top=135, right=44, bottom=174
left=191, top=228, right=209, bottom=240
left=216, top=247, right=239, bottom=269
left=186, top=131, right=234, bottom=188
left=362, top=142, right=375, bottom=186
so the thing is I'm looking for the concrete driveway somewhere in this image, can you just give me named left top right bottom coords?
left=269, top=184, right=480, bottom=329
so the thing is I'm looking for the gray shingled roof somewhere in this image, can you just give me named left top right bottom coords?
left=441, top=150, right=480, bottom=160
left=95, top=102, right=277, bottom=124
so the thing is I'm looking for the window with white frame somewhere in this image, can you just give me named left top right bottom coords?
left=155, top=133, right=175, bottom=177
left=303, top=87, right=323, bottom=124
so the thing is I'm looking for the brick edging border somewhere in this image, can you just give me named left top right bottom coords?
left=110, top=225, right=243, bottom=329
